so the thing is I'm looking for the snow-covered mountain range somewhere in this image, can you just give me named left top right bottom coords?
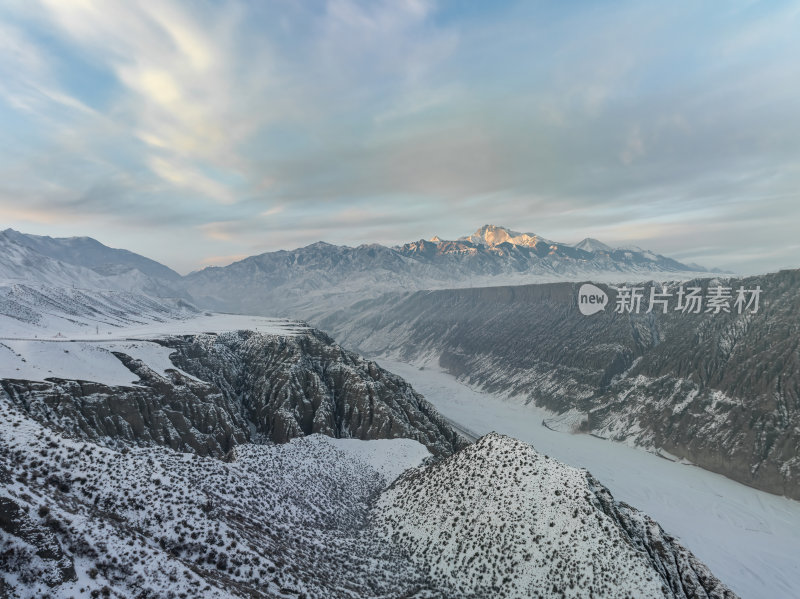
left=0, top=276, right=739, bottom=597
left=1, top=226, right=715, bottom=316
left=182, top=224, right=715, bottom=315
left=0, top=230, right=187, bottom=299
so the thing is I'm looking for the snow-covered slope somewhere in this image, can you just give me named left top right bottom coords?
left=377, top=358, right=800, bottom=599
left=0, top=230, right=185, bottom=297
left=573, top=237, right=614, bottom=253
left=0, top=236, right=116, bottom=290
left=0, top=398, right=434, bottom=598
left=0, top=282, right=304, bottom=341
left=0, top=396, right=737, bottom=598
left=1, top=229, right=180, bottom=280
left=0, top=283, right=200, bottom=338
left=377, top=432, right=735, bottom=599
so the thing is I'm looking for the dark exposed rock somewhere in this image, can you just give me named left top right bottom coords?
left=0, top=496, right=76, bottom=587
left=586, top=474, right=737, bottom=599
left=0, top=329, right=466, bottom=459
left=164, top=329, right=467, bottom=458
left=0, top=362, right=249, bottom=457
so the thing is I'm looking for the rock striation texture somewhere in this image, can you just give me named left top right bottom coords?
left=166, top=329, right=467, bottom=457
left=1, top=329, right=466, bottom=459
left=0, top=357, right=250, bottom=457
left=319, top=269, right=800, bottom=499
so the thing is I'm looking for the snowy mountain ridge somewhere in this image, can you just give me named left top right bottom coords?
left=182, top=225, right=714, bottom=316
left=0, top=229, right=180, bottom=280
left=573, top=237, right=615, bottom=253
left=377, top=432, right=736, bottom=599
left=456, top=224, right=552, bottom=248
left=0, top=396, right=738, bottom=598
left=0, top=226, right=716, bottom=317
left=0, top=231, right=186, bottom=299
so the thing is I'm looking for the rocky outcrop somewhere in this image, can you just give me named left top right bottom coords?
left=319, top=269, right=800, bottom=499
left=165, top=329, right=467, bottom=458
left=0, top=329, right=466, bottom=459
left=0, top=359, right=249, bottom=457
left=586, top=474, right=736, bottom=599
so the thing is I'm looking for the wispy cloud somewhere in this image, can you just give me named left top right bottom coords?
left=0, top=0, right=798, bottom=274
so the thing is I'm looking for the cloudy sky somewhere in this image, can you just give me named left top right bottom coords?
left=1, top=0, right=798, bottom=274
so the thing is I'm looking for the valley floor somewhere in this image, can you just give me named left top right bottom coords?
left=377, top=358, right=800, bottom=599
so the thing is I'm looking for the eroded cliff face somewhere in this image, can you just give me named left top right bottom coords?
left=318, top=269, right=800, bottom=499
left=1, top=357, right=249, bottom=457
left=1, top=329, right=466, bottom=460
left=166, top=329, right=467, bottom=457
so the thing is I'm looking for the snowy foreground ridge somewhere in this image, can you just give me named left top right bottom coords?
left=378, top=358, right=800, bottom=599
left=378, top=434, right=739, bottom=599
left=0, top=401, right=737, bottom=597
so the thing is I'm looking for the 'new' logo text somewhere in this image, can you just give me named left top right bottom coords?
left=578, top=284, right=608, bottom=315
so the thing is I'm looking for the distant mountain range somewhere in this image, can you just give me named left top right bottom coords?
left=183, top=224, right=720, bottom=315
left=0, top=229, right=187, bottom=299
left=0, top=228, right=180, bottom=280
left=0, top=225, right=720, bottom=315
